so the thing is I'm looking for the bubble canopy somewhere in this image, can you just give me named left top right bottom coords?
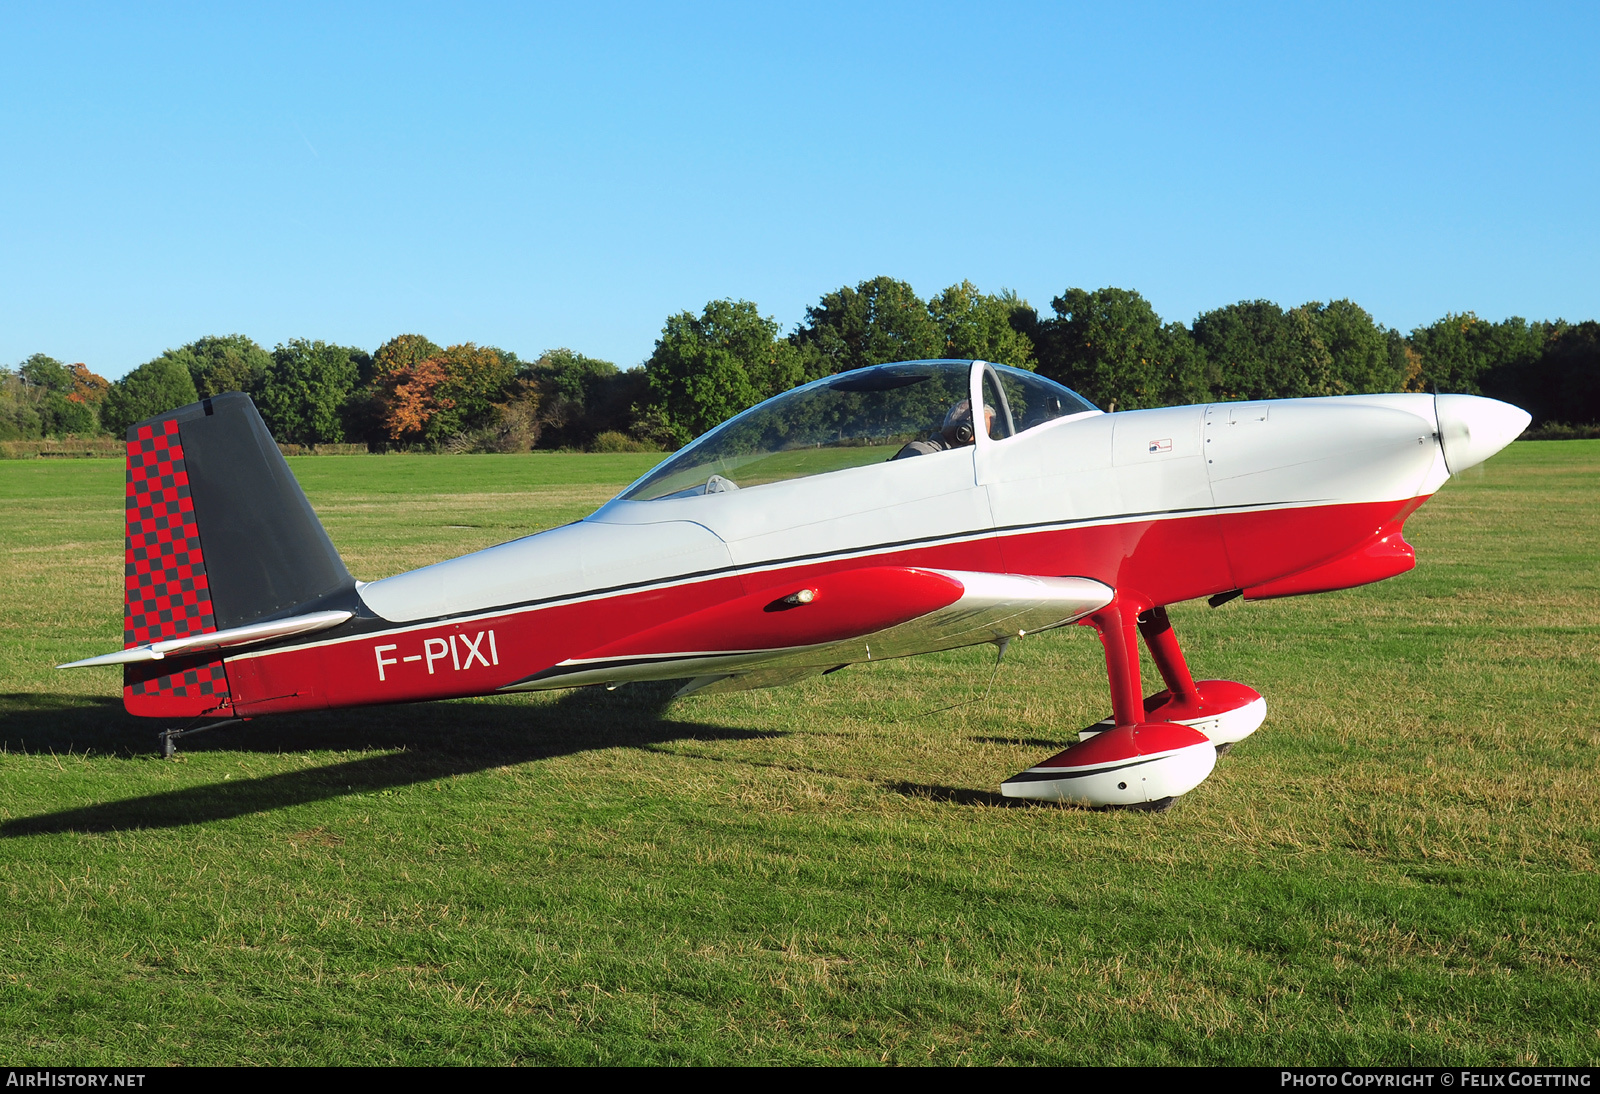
left=618, top=360, right=1099, bottom=502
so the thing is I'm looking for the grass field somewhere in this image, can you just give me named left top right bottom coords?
left=1, top=445, right=1597, bottom=1065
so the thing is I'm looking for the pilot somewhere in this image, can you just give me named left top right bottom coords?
left=892, top=399, right=995, bottom=459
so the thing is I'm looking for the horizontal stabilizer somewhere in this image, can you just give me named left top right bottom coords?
left=59, top=609, right=352, bottom=669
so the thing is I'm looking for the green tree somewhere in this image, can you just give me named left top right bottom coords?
left=41, top=391, right=96, bottom=435
left=927, top=282, right=1038, bottom=368
left=523, top=349, right=643, bottom=448
left=1191, top=300, right=1335, bottom=401
left=0, top=370, right=43, bottom=439
left=373, top=334, right=444, bottom=377
left=645, top=300, right=802, bottom=444
left=529, top=348, right=618, bottom=407
left=1304, top=299, right=1406, bottom=394
left=1477, top=320, right=1598, bottom=425
left=1406, top=313, right=1487, bottom=394
left=256, top=340, right=360, bottom=444
left=427, top=343, right=517, bottom=442
left=1037, top=287, right=1205, bottom=410
left=791, top=276, right=943, bottom=379
left=18, top=353, right=71, bottom=392
left=1407, top=313, right=1545, bottom=396
left=1542, top=321, right=1600, bottom=425
left=177, top=334, right=274, bottom=398
left=13, top=353, right=99, bottom=435
left=101, top=356, right=200, bottom=437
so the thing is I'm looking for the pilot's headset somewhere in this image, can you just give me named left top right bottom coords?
left=942, top=399, right=996, bottom=444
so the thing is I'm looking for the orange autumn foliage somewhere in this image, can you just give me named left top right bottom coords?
left=371, top=342, right=514, bottom=445
left=66, top=363, right=110, bottom=405
left=379, top=357, right=455, bottom=442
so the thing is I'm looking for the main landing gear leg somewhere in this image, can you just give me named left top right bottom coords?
left=1134, top=606, right=1267, bottom=751
left=1094, top=599, right=1148, bottom=730
left=1137, top=606, right=1203, bottom=708
left=1000, top=596, right=1216, bottom=808
left=159, top=718, right=244, bottom=759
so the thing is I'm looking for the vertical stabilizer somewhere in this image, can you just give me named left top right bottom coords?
left=122, top=393, right=354, bottom=717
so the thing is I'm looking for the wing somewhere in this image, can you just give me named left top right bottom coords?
left=502, top=567, right=1113, bottom=693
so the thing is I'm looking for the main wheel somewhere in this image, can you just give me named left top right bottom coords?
left=1000, top=722, right=1216, bottom=807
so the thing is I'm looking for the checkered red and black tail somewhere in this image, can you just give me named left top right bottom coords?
left=123, top=417, right=228, bottom=716
left=122, top=393, right=354, bottom=718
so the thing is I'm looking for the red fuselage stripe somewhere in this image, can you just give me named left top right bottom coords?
left=207, top=495, right=1424, bottom=717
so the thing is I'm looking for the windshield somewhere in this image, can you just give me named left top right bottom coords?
left=619, top=361, right=1098, bottom=502
left=992, top=364, right=1099, bottom=433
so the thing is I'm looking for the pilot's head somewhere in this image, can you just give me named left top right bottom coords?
left=941, top=399, right=996, bottom=446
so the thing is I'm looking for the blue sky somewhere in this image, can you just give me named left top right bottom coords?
left=3, top=2, right=1596, bottom=378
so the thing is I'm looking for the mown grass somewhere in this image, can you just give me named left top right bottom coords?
left=0, top=445, right=1596, bottom=1065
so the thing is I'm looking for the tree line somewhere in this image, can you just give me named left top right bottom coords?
left=4, top=277, right=1597, bottom=451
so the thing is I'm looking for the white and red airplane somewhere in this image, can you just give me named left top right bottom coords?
left=61, top=360, right=1528, bottom=809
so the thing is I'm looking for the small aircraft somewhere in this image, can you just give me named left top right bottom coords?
left=61, top=360, right=1529, bottom=808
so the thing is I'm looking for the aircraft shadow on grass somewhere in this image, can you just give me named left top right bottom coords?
left=0, top=684, right=782, bottom=837
left=883, top=781, right=1032, bottom=808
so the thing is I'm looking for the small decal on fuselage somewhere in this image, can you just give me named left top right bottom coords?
left=374, top=629, right=500, bottom=681
left=1149, top=438, right=1172, bottom=453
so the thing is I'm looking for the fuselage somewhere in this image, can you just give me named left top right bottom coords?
left=214, top=383, right=1515, bottom=718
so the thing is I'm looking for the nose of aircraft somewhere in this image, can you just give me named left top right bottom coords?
left=1434, top=394, right=1531, bottom=475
